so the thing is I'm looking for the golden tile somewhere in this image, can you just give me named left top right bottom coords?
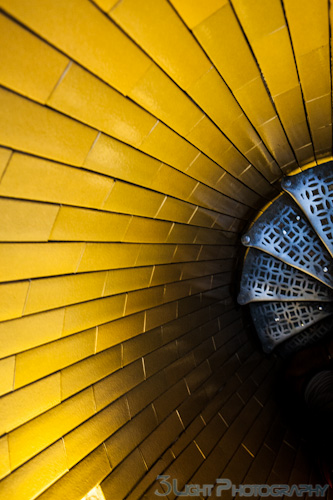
left=25, top=272, right=106, bottom=315
left=136, top=243, right=177, bottom=267
left=50, top=206, right=131, bottom=242
left=144, top=341, right=178, bottom=378
left=37, top=446, right=111, bottom=500
left=63, top=294, right=126, bottom=336
left=78, top=243, right=141, bottom=273
left=0, top=242, right=85, bottom=282
left=150, top=163, right=198, bottom=200
left=64, top=397, right=130, bottom=467
left=0, top=88, right=97, bottom=166
left=0, top=0, right=151, bottom=94
left=122, top=327, right=163, bottom=366
left=93, top=360, right=145, bottom=411
left=0, top=309, right=65, bottom=358
left=61, top=346, right=121, bottom=400
left=170, top=0, right=228, bottom=29
left=103, top=181, right=165, bottom=218
left=0, top=13, right=68, bottom=103
left=0, top=281, right=29, bottom=321
left=156, top=197, right=195, bottom=224
left=126, top=370, right=167, bottom=417
left=125, top=286, right=164, bottom=316
left=8, top=388, right=96, bottom=470
left=123, top=217, right=173, bottom=243
left=0, top=153, right=115, bottom=209
left=110, top=0, right=211, bottom=89
left=232, top=0, right=284, bottom=41
left=48, top=63, right=157, bottom=148
left=96, top=312, right=145, bottom=352
left=103, top=267, right=153, bottom=296
left=140, top=121, right=198, bottom=171
left=0, top=436, right=10, bottom=480
left=1, top=440, right=67, bottom=500
left=101, top=448, right=146, bottom=500
left=0, top=198, right=59, bottom=242
left=233, top=77, right=276, bottom=128
left=185, top=116, right=231, bottom=164
left=145, top=302, right=178, bottom=331
left=150, top=263, right=183, bottom=286
left=92, top=0, right=120, bottom=11
left=0, top=356, right=15, bottom=396
left=15, top=329, right=96, bottom=389
left=0, top=146, right=12, bottom=179
left=129, top=63, right=204, bottom=136
left=105, top=404, right=157, bottom=468
left=184, top=152, right=224, bottom=186
left=297, top=47, right=331, bottom=101
left=194, top=4, right=259, bottom=90
left=84, top=134, right=161, bottom=188
left=0, top=374, right=61, bottom=434
left=166, top=223, right=199, bottom=244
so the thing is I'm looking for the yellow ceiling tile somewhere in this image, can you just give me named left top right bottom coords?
left=0, top=440, right=67, bottom=500
left=0, top=0, right=151, bottom=95
left=125, top=287, right=164, bottom=316
left=233, top=76, right=276, bottom=127
left=0, top=147, right=11, bottom=179
left=0, top=89, right=98, bottom=167
left=110, top=0, right=211, bottom=89
left=188, top=67, right=243, bottom=129
left=140, top=122, right=198, bottom=171
left=14, top=329, right=96, bottom=389
left=194, top=4, right=259, bottom=91
left=189, top=207, right=217, bottom=227
left=258, top=116, right=296, bottom=168
left=186, top=116, right=231, bottom=164
left=239, top=166, right=275, bottom=198
left=219, top=147, right=250, bottom=177
left=0, top=357, right=15, bottom=397
left=169, top=0, right=228, bottom=29
left=103, top=180, right=165, bottom=218
left=0, top=309, right=65, bottom=358
left=312, top=126, right=333, bottom=157
left=8, top=388, right=96, bottom=472
left=150, top=164, right=198, bottom=200
left=0, top=198, right=59, bottom=242
left=92, top=0, right=120, bottom=11
left=49, top=63, right=157, bottom=149
left=0, top=14, right=69, bottom=104
left=245, top=145, right=282, bottom=183
left=50, top=206, right=132, bottom=242
left=297, top=46, right=331, bottom=101
left=84, top=134, right=161, bottom=188
left=123, top=217, right=173, bottom=243
left=284, top=0, right=328, bottom=55
left=63, top=295, right=126, bottom=336
left=25, top=272, right=106, bottom=315
left=0, top=281, right=29, bottom=322
left=0, top=436, right=10, bottom=480
left=166, top=224, right=199, bottom=244
left=307, top=93, right=332, bottom=131
left=129, top=63, right=204, bottom=136
left=104, top=267, right=153, bottom=296
left=156, top=197, right=195, bottom=224
left=136, top=244, right=177, bottom=266
left=232, top=0, right=284, bottom=41
left=294, top=143, right=315, bottom=166
left=0, top=242, right=84, bottom=282
left=223, top=114, right=261, bottom=154
left=0, top=374, right=61, bottom=434
left=185, top=153, right=223, bottom=186
left=78, top=243, right=141, bottom=273
left=96, top=312, right=145, bottom=351
left=0, top=153, right=115, bottom=210
left=251, top=27, right=299, bottom=97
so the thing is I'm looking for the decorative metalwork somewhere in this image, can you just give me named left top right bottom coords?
left=249, top=301, right=333, bottom=353
left=282, top=163, right=333, bottom=258
left=277, top=316, right=333, bottom=357
left=237, top=248, right=333, bottom=304
left=241, top=194, right=333, bottom=289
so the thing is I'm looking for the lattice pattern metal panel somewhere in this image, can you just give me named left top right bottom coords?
left=277, top=316, right=333, bottom=357
left=282, top=163, right=333, bottom=258
left=249, top=301, right=333, bottom=353
left=237, top=248, right=333, bottom=305
left=241, top=194, right=333, bottom=289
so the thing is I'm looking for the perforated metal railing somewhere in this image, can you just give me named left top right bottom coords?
left=238, top=162, right=333, bottom=354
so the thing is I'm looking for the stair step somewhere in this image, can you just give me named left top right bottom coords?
left=237, top=248, right=333, bottom=305
left=282, top=163, right=333, bottom=258
left=241, top=194, right=333, bottom=288
left=249, top=301, right=333, bottom=353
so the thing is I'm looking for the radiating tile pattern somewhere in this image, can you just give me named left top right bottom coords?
left=0, top=0, right=329, bottom=498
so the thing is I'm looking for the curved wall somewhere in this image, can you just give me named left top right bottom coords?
left=0, top=1, right=331, bottom=498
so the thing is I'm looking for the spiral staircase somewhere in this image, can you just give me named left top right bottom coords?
left=238, top=162, right=333, bottom=356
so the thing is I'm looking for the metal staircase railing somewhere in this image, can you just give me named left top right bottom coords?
left=238, top=162, right=333, bottom=355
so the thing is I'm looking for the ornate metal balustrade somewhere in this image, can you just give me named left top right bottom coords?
left=238, top=162, right=333, bottom=354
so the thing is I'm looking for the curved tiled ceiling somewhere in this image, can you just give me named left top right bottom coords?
left=0, top=0, right=331, bottom=499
